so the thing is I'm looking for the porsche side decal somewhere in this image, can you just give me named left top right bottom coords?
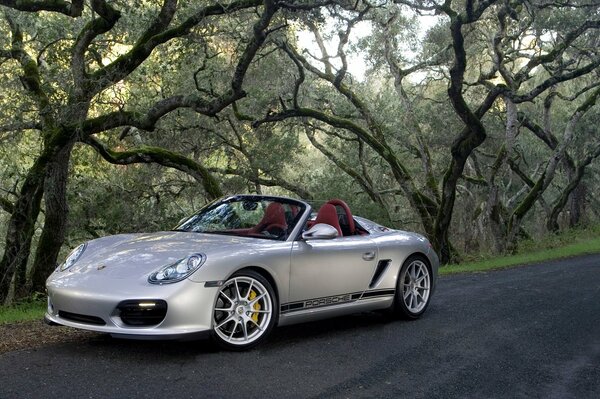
left=280, top=289, right=395, bottom=314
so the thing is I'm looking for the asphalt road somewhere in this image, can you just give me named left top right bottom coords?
left=1, top=254, right=599, bottom=398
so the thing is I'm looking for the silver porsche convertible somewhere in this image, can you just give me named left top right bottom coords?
left=45, top=195, right=438, bottom=350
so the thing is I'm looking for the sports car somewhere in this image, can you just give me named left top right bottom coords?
left=45, top=195, right=438, bottom=350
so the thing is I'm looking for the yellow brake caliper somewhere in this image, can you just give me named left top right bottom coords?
left=248, top=290, right=261, bottom=323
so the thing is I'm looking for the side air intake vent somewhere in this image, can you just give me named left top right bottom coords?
left=369, top=260, right=391, bottom=289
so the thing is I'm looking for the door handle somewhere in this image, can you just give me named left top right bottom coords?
left=362, top=251, right=376, bottom=261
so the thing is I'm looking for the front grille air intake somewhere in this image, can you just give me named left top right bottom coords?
left=116, top=300, right=168, bottom=326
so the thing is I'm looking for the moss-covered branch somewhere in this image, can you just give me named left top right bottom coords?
left=508, top=173, right=545, bottom=227
left=0, top=0, right=83, bottom=16
left=254, top=105, right=438, bottom=234
left=0, top=196, right=14, bottom=214
left=383, top=23, right=442, bottom=201
left=208, top=166, right=312, bottom=200
left=81, top=0, right=281, bottom=135
left=305, top=129, right=386, bottom=208
left=547, top=142, right=600, bottom=231
left=512, top=57, right=600, bottom=103
left=507, top=86, right=600, bottom=245
left=81, top=93, right=246, bottom=135
left=0, top=121, right=42, bottom=132
left=518, top=114, right=558, bottom=149
left=283, top=35, right=384, bottom=140
left=257, top=107, right=403, bottom=176
left=70, top=0, right=122, bottom=95
left=514, top=19, right=600, bottom=83
left=73, top=0, right=178, bottom=98
left=461, top=175, right=488, bottom=187
left=84, top=137, right=223, bottom=200
left=5, top=15, right=52, bottom=127
left=89, top=0, right=265, bottom=96
left=507, top=159, right=536, bottom=188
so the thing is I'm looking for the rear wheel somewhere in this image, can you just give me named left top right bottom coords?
left=211, top=270, right=277, bottom=350
left=391, top=255, right=432, bottom=319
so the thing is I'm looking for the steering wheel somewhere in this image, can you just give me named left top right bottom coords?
left=263, top=223, right=287, bottom=238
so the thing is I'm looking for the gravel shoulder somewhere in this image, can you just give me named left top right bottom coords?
left=0, top=321, right=101, bottom=354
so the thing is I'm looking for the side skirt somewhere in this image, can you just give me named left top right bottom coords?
left=277, top=290, right=395, bottom=327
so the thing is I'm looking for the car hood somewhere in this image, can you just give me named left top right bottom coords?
left=64, top=231, right=261, bottom=279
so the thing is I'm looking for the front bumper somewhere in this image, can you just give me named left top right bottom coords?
left=45, top=276, right=219, bottom=339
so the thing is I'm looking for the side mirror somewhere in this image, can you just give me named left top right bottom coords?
left=302, top=223, right=339, bottom=240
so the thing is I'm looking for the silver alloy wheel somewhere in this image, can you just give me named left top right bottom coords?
left=213, top=276, right=273, bottom=346
left=401, top=259, right=431, bottom=314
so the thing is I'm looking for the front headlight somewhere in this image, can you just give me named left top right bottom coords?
left=58, top=243, right=87, bottom=272
left=148, top=253, right=206, bottom=284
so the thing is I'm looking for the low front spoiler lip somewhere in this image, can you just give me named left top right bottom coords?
left=109, top=330, right=210, bottom=341
left=44, top=314, right=61, bottom=326
left=44, top=314, right=211, bottom=341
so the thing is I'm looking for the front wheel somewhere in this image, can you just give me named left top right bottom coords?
left=391, top=255, right=432, bottom=319
left=211, top=270, right=277, bottom=351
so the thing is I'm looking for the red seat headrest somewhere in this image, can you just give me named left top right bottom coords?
left=314, top=204, right=342, bottom=236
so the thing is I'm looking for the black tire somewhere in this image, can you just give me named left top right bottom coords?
left=210, top=269, right=278, bottom=351
left=390, top=255, right=433, bottom=319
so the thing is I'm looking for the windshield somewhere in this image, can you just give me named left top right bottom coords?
left=175, top=196, right=307, bottom=241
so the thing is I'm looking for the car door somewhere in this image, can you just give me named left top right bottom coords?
left=288, top=235, right=379, bottom=304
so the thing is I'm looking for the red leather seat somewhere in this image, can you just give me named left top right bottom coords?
left=250, top=203, right=287, bottom=233
left=313, top=204, right=342, bottom=236
left=326, top=199, right=355, bottom=236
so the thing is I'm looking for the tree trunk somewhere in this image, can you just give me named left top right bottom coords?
left=432, top=11, right=502, bottom=263
left=509, top=94, right=593, bottom=244
left=547, top=167, right=587, bottom=232
left=568, top=183, right=585, bottom=227
left=484, top=98, right=517, bottom=253
left=485, top=185, right=506, bottom=253
left=0, top=152, right=48, bottom=303
left=29, top=140, right=75, bottom=293
left=434, top=160, right=467, bottom=263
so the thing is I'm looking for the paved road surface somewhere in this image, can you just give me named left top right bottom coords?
left=1, top=254, right=599, bottom=398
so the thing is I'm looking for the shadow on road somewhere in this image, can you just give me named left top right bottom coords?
left=52, top=310, right=400, bottom=358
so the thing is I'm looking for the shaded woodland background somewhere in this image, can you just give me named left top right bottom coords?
left=0, top=0, right=599, bottom=303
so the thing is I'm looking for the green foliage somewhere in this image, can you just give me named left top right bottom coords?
left=68, top=144, right=200, bottom=241
left=0, top=296, right=46, bottom=324
left=443, top=224, right=600, bottom=274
